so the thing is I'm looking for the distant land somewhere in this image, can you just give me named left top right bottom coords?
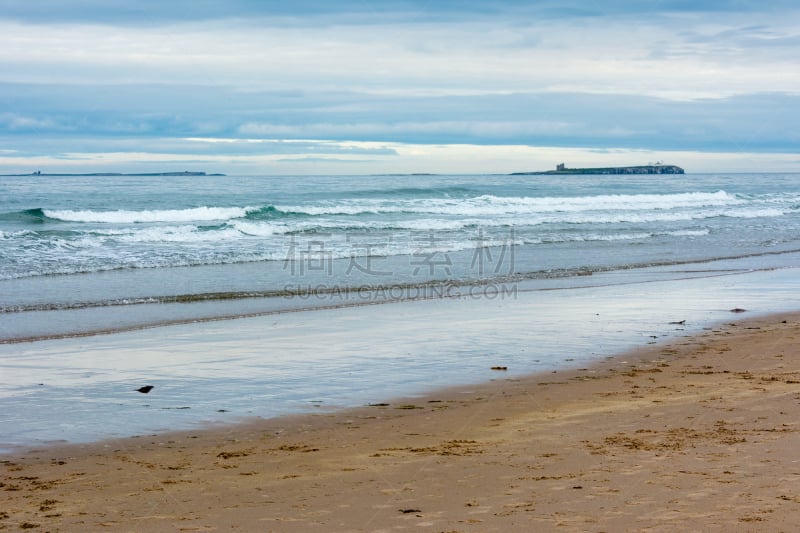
left=512, top=163, right=685, bottom=175
left=376, top=173, right=439, bottom=176
left=0, top=171, right=226, bottom=177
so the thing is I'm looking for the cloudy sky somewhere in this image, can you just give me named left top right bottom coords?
left=1, top=0, right=798, bottom=174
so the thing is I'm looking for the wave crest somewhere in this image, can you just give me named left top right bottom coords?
left=43, top=206, right=257, bottom=223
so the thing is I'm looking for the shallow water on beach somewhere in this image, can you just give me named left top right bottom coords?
left=1, top=260, right=799, bottom=453
left=3, top=172, right=800, bottom=342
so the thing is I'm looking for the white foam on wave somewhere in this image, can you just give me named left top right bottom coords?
left=531, top=206, right=786, bottom=225
left=380, top=218, right=478, bottom=231
left=666, top=229, right=711, bottom=237
left=719, top=207, right=787, bottom=218
left=39, top=191, right=787, bottom=227
left=115, top=225, right=244, bottom=243
left=460, top=191, right=744, bottom=215
left=276, top=191, right=745, bottom=217
left=0, top=229, right=36, bottom=239
left=44, top=206, right=255, bottom=224
left=524, top=228, right=711, bottom=245
left=230, top=220, right=287, bottom=237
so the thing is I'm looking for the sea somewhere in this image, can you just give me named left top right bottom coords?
left=2, top=172, right=800, bottom=451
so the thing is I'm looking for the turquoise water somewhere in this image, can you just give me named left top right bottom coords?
left=2, top=172, right=800, bottom=341
left=2, top=172, right=800, bottom=450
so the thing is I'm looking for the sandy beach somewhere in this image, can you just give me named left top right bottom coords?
left=3, top=312, right=800, bottom=531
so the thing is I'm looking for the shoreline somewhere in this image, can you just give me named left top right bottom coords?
left=3, top=263, right=800, bottom=453
left=4, top=312, right=800, bottom=530
left=5, top=251, right=800, bottom=345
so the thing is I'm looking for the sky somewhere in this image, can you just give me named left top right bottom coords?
left=0, top=0, right=798, bottom=174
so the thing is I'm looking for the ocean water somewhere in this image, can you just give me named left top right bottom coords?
left=2, top=172, right=800, bottom=341
left=2, top=172, right=800, bottom=450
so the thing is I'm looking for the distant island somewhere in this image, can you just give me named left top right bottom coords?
left=512, top=163, right=685, bottom=175
left=1, top=171, right=226, bottom=177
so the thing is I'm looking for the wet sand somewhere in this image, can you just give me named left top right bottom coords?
left=3, top=313, right=800, bottom=531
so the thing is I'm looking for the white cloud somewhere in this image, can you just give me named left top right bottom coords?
left=238, top=120, right=578, bottom=138
left=1, top=9, right=799, bottom=99
left=0, top=113, right=63, bottom=130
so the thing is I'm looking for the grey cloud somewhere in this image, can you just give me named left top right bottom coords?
left=2, top=0, right=797, bottom=25
left=0, top=134, right=399, bottom=158
left=2, top=80, right=798, bottom=154
left=274, top=157, right=377, bottom=163
left=0, top=0, right=510, bottom=25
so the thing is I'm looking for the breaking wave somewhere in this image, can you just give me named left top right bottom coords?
left=2, top=188, right=798, bottom=280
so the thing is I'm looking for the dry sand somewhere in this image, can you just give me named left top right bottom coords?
left=3, top=313, right=800, bottom=532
